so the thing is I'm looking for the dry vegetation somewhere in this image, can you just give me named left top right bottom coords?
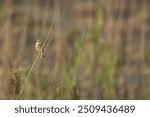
left=0, top=0, right=150, bottom=99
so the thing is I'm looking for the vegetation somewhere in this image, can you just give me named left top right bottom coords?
left=0, top=0, right=150, bottom=99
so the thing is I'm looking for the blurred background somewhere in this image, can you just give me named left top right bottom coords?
left=0, top=0, right=150, bottom=99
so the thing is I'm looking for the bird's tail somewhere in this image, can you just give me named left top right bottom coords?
left=42, top=49, right=45, bottom=58
left=42, top=53, right=45, bottom=58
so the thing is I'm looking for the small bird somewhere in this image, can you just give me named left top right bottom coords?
left=35, top=39, right=45, bottom=58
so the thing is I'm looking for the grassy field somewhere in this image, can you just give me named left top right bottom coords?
left=0, top=0, right=150, bottom=99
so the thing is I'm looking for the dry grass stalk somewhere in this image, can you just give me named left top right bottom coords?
left=17, top=16, right=55, bottom=99
left=0, top=9, right=14, bottom=38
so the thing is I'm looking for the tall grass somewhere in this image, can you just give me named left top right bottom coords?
left=0, top=0, right=150, bottom=99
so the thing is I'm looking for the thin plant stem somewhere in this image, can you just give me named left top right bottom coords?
left=0, top=9, right=14, bottom=38
left=24, top=34, right=54, bottom=97
left=17, top=16, right=55, bottom=99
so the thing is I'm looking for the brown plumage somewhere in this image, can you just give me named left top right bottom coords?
left=35, top=40, right=45, bottom=57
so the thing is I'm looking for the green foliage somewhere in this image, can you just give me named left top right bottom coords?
left=91, top=7, right=116, bottom=99
left=92, top=7, right=103, bottom=45
left=98, top=44, right=116, bottom=99
left=61, top=32, right=83, bottom=99
left=61, top=63, right=77, bottom=99
left=9, top=65, right=29, bottom=99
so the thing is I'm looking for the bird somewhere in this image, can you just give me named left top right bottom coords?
left=35, top=39, right=45, bottom=58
